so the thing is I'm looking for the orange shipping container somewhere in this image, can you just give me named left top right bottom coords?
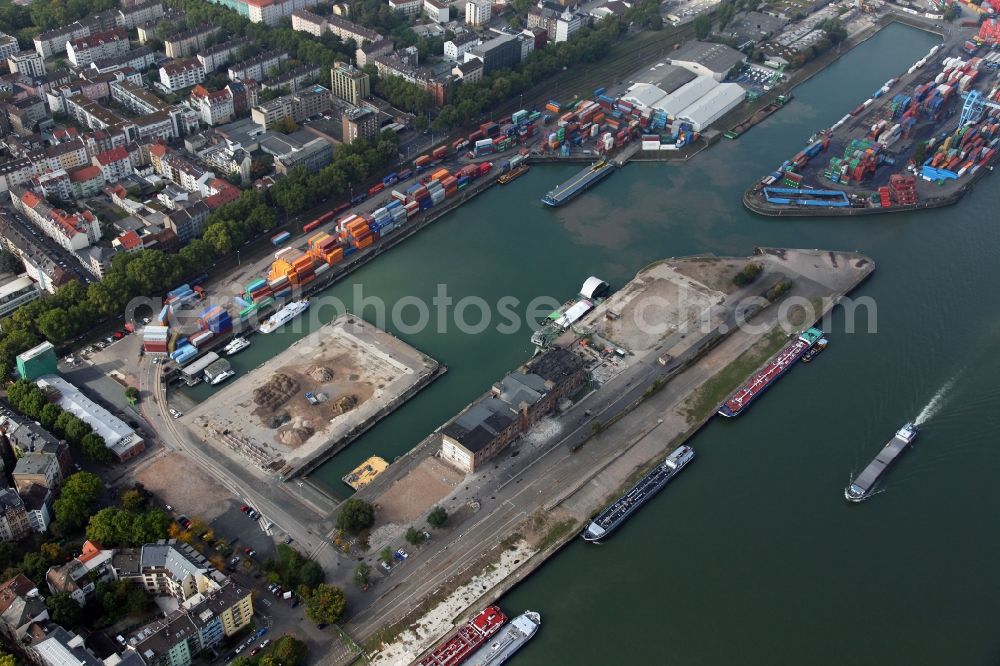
left=594, top=112, right=606, bottom=123
left=431, top=168, right=450, bottom=181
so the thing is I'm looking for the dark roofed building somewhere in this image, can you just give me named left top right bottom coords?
left=440, top=349, right=584, bottom=472
left=668, top=40, right=746, bottom=81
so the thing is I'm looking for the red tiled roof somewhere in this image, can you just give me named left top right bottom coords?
left=117, top=230, right=141, bottom=250
left=69, top=165, right=102, bottom=182
left=149, top=144, right=168, bottom=158
left=161, top=58, right=201, bottom=75
left=20, top=190, right=41, bottom=209
left=77, top=540, right=103, bottom=563
left=95, top=145, right=129, bottom=165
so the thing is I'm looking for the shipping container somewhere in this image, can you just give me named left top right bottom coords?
left=432, top=146, right=448, bottom=160
left=302, top=220, right=321, bottom=233
left=368, top=183, right=385, bottom=196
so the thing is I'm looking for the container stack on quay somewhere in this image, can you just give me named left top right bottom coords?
left=143, top=325, right=169, bottom=355
left=235, top=277, right=277, bottom=316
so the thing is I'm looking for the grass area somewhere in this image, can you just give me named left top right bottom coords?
left=682, top=327, right=789, bottom=424
left=787, top=297, right=829, bottom=329
left=537, top=519, right=577, bottom=551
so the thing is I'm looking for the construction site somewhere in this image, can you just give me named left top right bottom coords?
left=182, top=315, right=441, bottom=477
left=745, top=20, right=1000, bottom=215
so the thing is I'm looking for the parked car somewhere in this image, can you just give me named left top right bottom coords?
left=393, top=548, right=408, bottom=562
left=240, top=505, right=250, bottom=513
left=380, top=561, right=391, bottom=572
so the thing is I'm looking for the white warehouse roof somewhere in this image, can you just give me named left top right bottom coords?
left=656, top=76, right=718, bottom=118
left=621, top=82, right=669, bottom=113
left=36, top=374, right=143, bottom=458
left=677, top=82, right=746, bottom=131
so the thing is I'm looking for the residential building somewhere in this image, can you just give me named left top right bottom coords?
left=160, top=59, right=206, bottom=93
left=199, top=140, right=251, bottom=183
left=341, top=105, right=379, bottom=144
left=374, top=51, right=449, bottom=106
left=226, top=80, right=258, bottom=116
left=196, top=39, right=250, bottom=74
left=189, top=85, right=235, bottom=126
left=35, top=170, right=72, bottom=201
left=15, top=342, right=56, bottom=382
left=0, top=215, right=75, bottom=294
left=0, top=489, right=30, bottom=542
left=0, top=275, right=41, bottom=321
left=164, top=24, right=221, bottom=59
left=466, top=32, right=521, bottom=74
left=517, top=32, right=535, bottom=61
left=228, top=51, right=288, bottom=83
left=554, top=8, right=584, bottom=43
left=116, top=1, right=166, bottom=30
left=465, top=0, right=492, bottom=26
left=0, top=574, right=47, bottom=645
left=33, top=22, right=92, bottom=59
left=11, top=188, right=102, bottom=252
left=262, top=64, right=320, bottom=93
left=0, top=412, right=72, bottom=478
left=290, top=8, right=326, bottom=35
left=45, top=540, right=115, bottom=605
left=92, top=145, right=133, bottom=183
left=35, top=375, right=145, bottom=461
left=292, top=10, right=380, bottom=43
left=452, top=59, right=483, bottom=83
left=424, top=0, right=450, bottom=22
left=7, top=52, right=45, bottom=79
left=444, top=32, right=480, bottom=61
left=20, top=484, right=52, bottom=533
left=90, top=46, right=156, bottom=74
left=67, top=165, right=105, bottom=197
left=251, top=86, right=331, bottom=129
left=355, top=38, right=394, bottom=68
left=0, top=32, right=20, bottom=61
left=330, top=61, right=370, bottom=105
left=439, top=348, right=584, bottom=472
left=111, top=78, right=169, bottom=115
left=389, top=0, right=422, bottom=14
left=12, top=453, right=61, bottom=495
left=66, top=28, right=130, bottom=68
left=165, top=201, right=210, bottom=242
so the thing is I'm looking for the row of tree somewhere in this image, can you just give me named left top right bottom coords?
left=6, top=379, right=112, bottom=462
left=367, top=69, right=435, bottom=115
left=0, top=130, right=399, bottom=379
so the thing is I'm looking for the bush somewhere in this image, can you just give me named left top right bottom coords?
left=405, top=527, right=425, bottom=545
left=427, top=506, right=448, bottom=528
left=733, top=263, right=763, bottom=287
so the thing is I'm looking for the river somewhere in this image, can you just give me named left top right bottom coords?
left=196, top=22, right=1000, bottom=663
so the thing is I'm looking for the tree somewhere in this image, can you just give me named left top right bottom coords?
left=0, top=651, right=14, bottom=666
left=427, top=506, right=448, bottom=528
left=81, top=433, right=111, bottom=463
left=353, top=563, right=371, bottom=589
left=119, top=488, right=146, bottom=512
left=47, top=592, right=81, bottom=627
left=125, top=386, right=140, bottom=405
left=271, top=635, right=307, bottom=666
left=405, top=527, right=425, bottom=545
left=305, top=584, right=346, bottom=624
left=39, top=403, right=61, bottom=430
left=0, top=249, right=22, bottom=274
left=693, top=14, right=712, bottom=39
left=299, top=560, right=324, bottom=587
left=53, top=472, right=103, bottom=530
left=336, top=498, right=374, bottom=534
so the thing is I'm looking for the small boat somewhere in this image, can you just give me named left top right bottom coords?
left=224, top=336, right=250, bottom=356
left=802, top=337, right=828, bottom=363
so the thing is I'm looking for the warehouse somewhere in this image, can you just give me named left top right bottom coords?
left=668, top=41, right=745, bottom=81
left=676, top=82, right=746, bottom=131
left=656, top=76, right=719, bottom=118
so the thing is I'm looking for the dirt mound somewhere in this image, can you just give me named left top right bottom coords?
left=333, top=394, right=358, bottom=415
left=253, top=373, right=300, bottom=410
left=277, top=417, right=315, bottom=447
left=308, top=365, right=334, bottom=382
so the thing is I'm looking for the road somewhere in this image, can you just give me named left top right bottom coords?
left=137, top=357, right=342, bottom=569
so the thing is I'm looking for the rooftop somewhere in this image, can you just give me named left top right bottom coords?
left=669, top=40, right=745, bottom=74
left=36, top=375, right=142, bottom=455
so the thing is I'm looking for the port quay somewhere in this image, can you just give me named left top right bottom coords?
left=117, top=12, right=1000, bottom=666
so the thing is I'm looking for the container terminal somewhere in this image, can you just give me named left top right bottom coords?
left=744, top=23, right=1000, bottom=216
left=846, top=423, right=919, bottom=502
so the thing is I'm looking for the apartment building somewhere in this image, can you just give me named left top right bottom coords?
left=10, top=188, right=101, bottom=252
left=330, top=61, right=370, bottom=105
left=196, top=38, right=250, bottom=74
left=465, top=0, right=491, bottom=26
left=262, top=64, right=319, bottom=93
left=7, top=52, right=45, bottom=78
left=228, top=50, right=288, bottom=82
left=33, top=21, right=91, bottom=59
left=189, top=85, right=235, bottom=126
left=444, top=32, right=481, bottom=61
left=159, top=59, right=206, bottom=93
left=0, top=32, right=20, bottom=61
left=90, top=46, right=156, bottom=74
left=164, top=24, right=220, bottom=58
left=0, top=489, right=30, bottom=542
left=355, top=38, right=394, bottom=68
left=116, top=0, right=166, bottom=30
left=388, top=0, right=422, bottom=16
left=251, top=86, right=331, bottom=129
left=424, top=0, right=450, bottom=22
left=291, top=9, right=380, bottom=43
left=92, top=145, right=133, bottom=183
left=66, top=28, right=130, bottom=68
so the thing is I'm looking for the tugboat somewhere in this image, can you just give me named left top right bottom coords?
left=802, top=336, right=828, bottom=363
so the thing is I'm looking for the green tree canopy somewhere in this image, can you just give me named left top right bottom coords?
left=46, top=592, right=82, bottom=627
left=305, top=584, right=347, bottom=625
left=336, top=498, right=374, bottom=534
left=53, top=472, right=103, bottom=531
left=270, top=635, right=308, bottom=666
left=427, top=506, right=448, bottom=528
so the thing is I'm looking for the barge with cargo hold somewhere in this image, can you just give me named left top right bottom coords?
left=582, top=445, right=695, bottom=542
left=464, top=611, right=541, bottom=666
left=541, top=158, right=616, bottom=206
left=497, top=164, right=529, bottom=184
left=724, top=93, right=792, bottom=140
left=845, top=423, right=918, bottom=502
left=419, top=606, right=507, bottom=666
left=718, top=328, right=823, bottom=418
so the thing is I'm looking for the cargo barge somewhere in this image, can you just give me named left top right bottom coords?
left=342, top=455, right=388, bottom=490
left=497, top=164, right=529, bottom=184
left=541, top=158, right=616, bottom=206
left=464, top=611, right=541, bottom=666
left=420, top=606, right=508, bottom=666
left=718, top=327, right=824, bottom=417
left=724, top=93, right=792, bottom=140
left=845, top=423, right=918, bottom=502
left=582, top=445, right=695, bottom=542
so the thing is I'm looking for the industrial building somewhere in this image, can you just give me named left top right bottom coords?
left=668, top=40, right=745, bottom=81
left=439, top=349, right=584, bottom=473
left=35, top=375, right=145, bottom=461
left=623, top=75, right=745, bottom=131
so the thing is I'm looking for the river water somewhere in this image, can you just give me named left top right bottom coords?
left=196, top=23, right=1000, bottom=663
